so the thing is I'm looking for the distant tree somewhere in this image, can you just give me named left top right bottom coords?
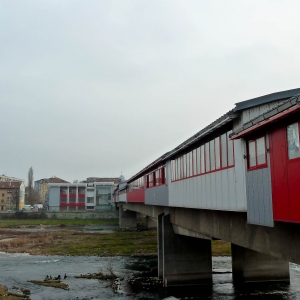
left=26, top=189, right=40, bottom=206
left=26, top=167, right=40, bottom=205
left=73, top=180, right=79, bottom=183
left=28, top=167, right=34, bottom=193
left=13, top=188, right=20, bottom=211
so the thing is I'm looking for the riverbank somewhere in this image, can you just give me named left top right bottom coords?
left=0, top=219, right=231, bottom=256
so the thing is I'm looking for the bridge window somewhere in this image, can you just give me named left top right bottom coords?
left=146, top=166, right=166, bottom=188
left=287, top=122, right=300, bottom=160
left=209, top=140, right=215, bottom=171
left=227, top=130, right=234, bottom=166
left=205, top=143, right=210, bottom=172
left=128, top=176, right=144, bottom=191
left=201, top=145, right=205, bottom=173
left=171, top=129, right=235, bottom=182
left=247, top=136, right=267, bottom=170
left=215, top=137, right=220, bottom=169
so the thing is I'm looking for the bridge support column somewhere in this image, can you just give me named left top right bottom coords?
left=162, top=214, right=212, bottom=287
left=119, top=205, right=137, bottom=229
left=231, top=244, right=290, bottom=283
left=158, top=214, right=164, bottom=279
left=146, top=216, right=157, bottom=229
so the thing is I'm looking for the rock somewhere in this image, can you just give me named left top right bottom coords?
left=0, top=284, right=8, bottom=295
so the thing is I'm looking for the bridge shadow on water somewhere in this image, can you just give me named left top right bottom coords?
left=161, top=281, right=291, bottom=300
left=232, top=282, right=291, bottom=300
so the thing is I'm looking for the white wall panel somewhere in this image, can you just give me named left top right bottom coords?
left=119, top=193, right=127, bottom=202
left=221, top=170, right=229, bottom=210
left=211, top=172, right=217, bottom=209
left=227, top=168, right=236, bottom=210
left=233, top=139, right=247, bottom=210
left=215, top=172, right=222, bottom=210
left=169, top=168, right=246, bottom=211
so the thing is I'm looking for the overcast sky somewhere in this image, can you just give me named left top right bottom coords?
left=1, top=1, right=300, bottom=184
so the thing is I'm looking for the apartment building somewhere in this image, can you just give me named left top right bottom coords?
left=0, top=175, right=24, bottom=183
left=0, top=181, right=25, bottom=210
left=34, top=177, right=70, bottom=203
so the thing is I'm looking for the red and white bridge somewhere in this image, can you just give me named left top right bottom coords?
left=115, top=88, right=300, bottom=287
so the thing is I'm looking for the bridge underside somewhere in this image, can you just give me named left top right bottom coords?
left=119, top=203, right=297, bottom=286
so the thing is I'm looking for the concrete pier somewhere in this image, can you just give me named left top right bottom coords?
left=158, top=214, right=164, bottom=279
left=231, top=244, right=290, bottom=283
left=161, top=214, right=212, bottom=287
left=146, top=216, right=157, bottom=229
left=119, top=205, right=137, bottom=229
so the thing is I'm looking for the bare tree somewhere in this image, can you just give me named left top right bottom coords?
left=26, top=167, right=40, bottom=205
left=26, top=189, right=40, bottom=206
left=28, top=167, right=34, bottom=194
left=13, top=188, right=20, bottom=211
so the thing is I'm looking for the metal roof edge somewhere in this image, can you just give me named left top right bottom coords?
left=235, top=88, right=300, bottom=112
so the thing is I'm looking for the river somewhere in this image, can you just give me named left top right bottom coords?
left=0, top=253, right=300, bottom=299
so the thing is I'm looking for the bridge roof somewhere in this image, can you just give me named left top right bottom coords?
left=127, top=88, right=300, bottom=183
left=234, top=87, right=300, bottom=112
left=231, top=93, right=300, bottom=139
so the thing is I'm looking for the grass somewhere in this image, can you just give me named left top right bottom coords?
left=0, top=218, right=118, bottom=228
left=0, top=229, right=158, bottom=256
left=212, top=240, right=231, bottom=256
left=0, top=219, right=231, bottom=256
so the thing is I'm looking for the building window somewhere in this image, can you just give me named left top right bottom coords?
left=247, top=136, right=267, bottom=170
left=287, top=122, right=300, bottom=160
left=87, top=197, right=94, bottom=203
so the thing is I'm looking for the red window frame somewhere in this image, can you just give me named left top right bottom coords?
left=247, top=135, right=267, bottom=170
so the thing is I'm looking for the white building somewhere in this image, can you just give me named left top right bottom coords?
left=47, top=182, right=114, bottom=212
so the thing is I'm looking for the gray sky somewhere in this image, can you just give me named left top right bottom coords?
left=1, top=0, right=300, bottom=184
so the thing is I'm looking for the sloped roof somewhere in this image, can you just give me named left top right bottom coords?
left=83, top=178, right=120, bottom=184
left=0, top=181, right=22, bottom=189
left=37, top=177, right=70, bottom=184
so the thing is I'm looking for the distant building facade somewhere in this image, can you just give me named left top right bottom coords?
left=47, top=182, right=114, bottom=212
left=0, top=175, right=24, bottom=183
left=81, top=177, right=121, bottom=191
left=34, top=177, right=70, bottom=203
left=0, top=181, right=25, bottom=210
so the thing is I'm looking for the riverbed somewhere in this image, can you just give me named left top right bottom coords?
left=0, top=253, right=300, bottom=299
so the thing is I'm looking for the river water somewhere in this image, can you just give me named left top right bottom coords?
left=0, top=253, right=300, bottom=300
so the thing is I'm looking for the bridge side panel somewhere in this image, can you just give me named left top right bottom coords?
left=145, top=185, right=168, bottom=206
left=246, top=168, right=273, bottom=226
left=118, top=190, right=127, bottom=202
left=168, top=167, right=246, bottom=211
left=127, top=188, right=144, bottom=203
left=246, top=135, right=274, bottom=227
